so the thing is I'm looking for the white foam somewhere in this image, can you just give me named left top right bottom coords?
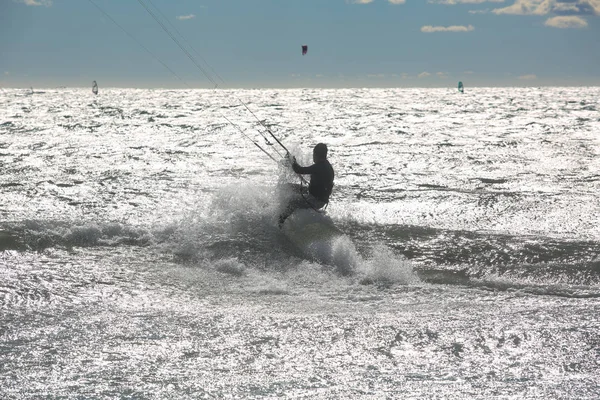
left=213, top=257, right=245, bottom=276
left=329, top=235, right=360, bottom=275
left=357, top=243, right=419, bottom=285
left=161, top=181, right=418, bottom=286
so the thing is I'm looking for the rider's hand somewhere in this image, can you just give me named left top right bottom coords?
left=281, top=154, right=294, bottom=167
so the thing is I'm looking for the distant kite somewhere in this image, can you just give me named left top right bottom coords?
left=302, top=45, right=307, bottom=56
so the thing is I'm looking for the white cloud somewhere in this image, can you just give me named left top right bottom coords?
left=553, top=3, right=581, bottom=13
left=418, top=72, right=431, bottom=78
left=518, top=74, right=537, bottom=80
left=176, top=14, right=196, bottom=20
left=493, top=0, right=600, bottom=16
left=493, top=0, right=554, bottom=15
left=18, top=0, right=52, bottom=6
left=584, top=0, right=600, bottom=15
left=367, top=73, right=386, bottom=78
left=4, top=71, right=10, bottom=76
left=469, top=8, right=491, bottom=13
left=421, top=24, right=475, bottom=32
left=559, top=0, right=600, bottom=15
left=349, top=0, right=405, bottom=3
left=430, top=0, right=505, bottom=4
left=545, top=15, right=588, bottom=27
left=436, top=72, right=449, bottom=78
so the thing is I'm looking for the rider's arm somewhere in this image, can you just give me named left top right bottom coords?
left=292, top=161, right=317, bottom=175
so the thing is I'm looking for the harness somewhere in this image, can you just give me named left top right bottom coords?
left=299, top=178, right=329, bottom=213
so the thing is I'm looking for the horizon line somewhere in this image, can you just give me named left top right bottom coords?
left=2, top=84, right=600, bottom=90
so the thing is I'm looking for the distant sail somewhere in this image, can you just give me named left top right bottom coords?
left=458, top=81, right=464, bottom=93
left=92, top=81, right=98, bottom=95
left=302, top=45, right=307, bottom=56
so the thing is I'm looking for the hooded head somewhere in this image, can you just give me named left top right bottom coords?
left=313, top=143, right=328, bottom=163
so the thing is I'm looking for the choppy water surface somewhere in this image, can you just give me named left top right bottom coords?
left=1, top=87, right=599, bottom=398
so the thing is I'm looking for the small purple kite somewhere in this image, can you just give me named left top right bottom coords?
left=302, top=45, right=307, bottom=56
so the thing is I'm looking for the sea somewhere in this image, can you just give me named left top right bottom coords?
left=1, top=87, right=599, bottom=399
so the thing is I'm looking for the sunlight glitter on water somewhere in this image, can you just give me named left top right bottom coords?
left=1, top=87, right=599, bottom=398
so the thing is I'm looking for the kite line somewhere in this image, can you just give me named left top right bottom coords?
left=87, top=0, right=290, bottom=164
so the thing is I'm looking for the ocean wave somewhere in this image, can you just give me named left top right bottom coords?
left=1, top=87, right=599, bottom=298
left=0, top=220, right=152, bottom=251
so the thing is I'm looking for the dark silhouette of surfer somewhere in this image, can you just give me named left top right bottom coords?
left=279, top=143, right=334, bottom=227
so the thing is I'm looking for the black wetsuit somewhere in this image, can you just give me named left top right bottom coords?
left=292, top=159, right=335, bottom=203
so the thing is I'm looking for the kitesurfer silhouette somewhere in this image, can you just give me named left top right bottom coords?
left=279, top=143, right=334, bottom=227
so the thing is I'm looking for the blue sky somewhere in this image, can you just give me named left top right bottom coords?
left=1, top=0, right=599, bottom=88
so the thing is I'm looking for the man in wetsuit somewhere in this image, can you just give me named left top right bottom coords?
left=279, top=143, right=335, bottom=227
